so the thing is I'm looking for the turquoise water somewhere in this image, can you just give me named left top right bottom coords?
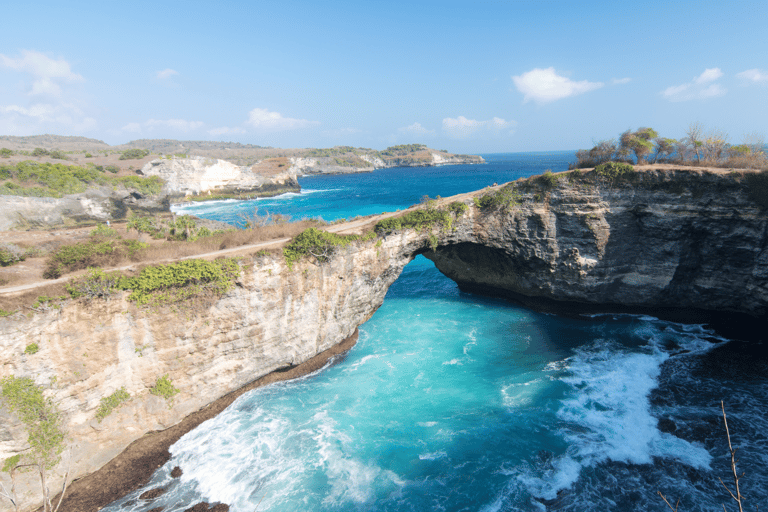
left=107, top=153, right=768, bottom=511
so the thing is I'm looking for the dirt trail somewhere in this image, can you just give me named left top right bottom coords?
left=0, top=209, right=410, bottom=296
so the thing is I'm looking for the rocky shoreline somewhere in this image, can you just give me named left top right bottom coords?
left=44, top=331, right=358, bottom=512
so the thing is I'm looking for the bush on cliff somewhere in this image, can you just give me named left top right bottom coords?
left=594, top=161, right=638, bottom=186
left=0, top=161, right=162, bottom=198
left=283, top=228, right=374, bottom=268
left=374, top=208, right=452, bottom=234
left=43, top=238, right=148, bottom=279
left=120, top=258, right=240, bottom=306
left=0, top=375, right=68, bottom=512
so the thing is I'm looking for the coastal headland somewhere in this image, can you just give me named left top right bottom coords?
left=1, top=163, right=767, bottom=511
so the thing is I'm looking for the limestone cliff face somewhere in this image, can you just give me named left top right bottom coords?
left=289, top=152, right=484, bottom=175
left=0, top=231, right=425, bottom=509
left=0, top=186, right=167, bottom=231
left=426, top=168, right=768, bottom=318
left=140, top=156, right=300, bottom=198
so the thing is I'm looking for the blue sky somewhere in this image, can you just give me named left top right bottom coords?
left=1, top=0, right=766, bottom=153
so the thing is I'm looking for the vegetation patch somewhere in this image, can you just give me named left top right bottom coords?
left=24, top=343, right=39, bottom=355
left=283, top=228, right=375, bottom=268
left=121, top=258, right=240, bottom=306
left=474, top=184, right=521, bottom=211
left=0, top=375, right=65, bottom=497
left=0, top=308, right=15, bottom=317
left=150, top=374, right=179, bottom=402
left=0, top=244, right=27, bottom=267
left=43, top=237, right=148, bottom=279
left=374, top=208, right=452, bottom=234
left=447, top=201, right=468, bottom=216
left=119, top=149, right=150, bottom=160
left=66, top=268, right=124, bottom=300
left=128, top=214, right=223, bottom=241
left=594, top=161, right=638, bottom=186
left=0, top=161, right=162, bottom=198
left=96, top=387, right=131, bottom=422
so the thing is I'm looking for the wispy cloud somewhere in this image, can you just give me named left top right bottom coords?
left=246, top=108, right=317, bottom=131
left=398, top=122, right=434, bottom=136
left=122, top=118, right=204, bottom=134
left=0, top=49, right=84, bottom=98
left=661, top=68, right=726, bottom=101
left=737, top=68, right=768, bottom=84
left=612, top=77, right=631, bottom=85
left=442, top=116, right=515, bottom=138
left=156, top=68, right=179, bottom=80
left=0, top=102, right=96, bottom=134
left=512, top=67, right=603, bottom=104
left=208, top=126, right=246, bottom=137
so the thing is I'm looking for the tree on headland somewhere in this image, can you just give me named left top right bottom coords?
left=619, top=127, right=658, bottom=165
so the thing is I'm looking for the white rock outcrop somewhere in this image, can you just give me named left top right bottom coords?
left=141, top=156, right=298, bottom=197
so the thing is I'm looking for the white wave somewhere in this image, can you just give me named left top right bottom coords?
left=443, top=358, right=462, bottom=366
left=417, top=421, right=437, bottom=427
left=520, top=318, right=718, bottom=500
left=419, top=451, right=447, bottom=461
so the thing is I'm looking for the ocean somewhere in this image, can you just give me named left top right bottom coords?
left=104, top=152, right=768, bottom=512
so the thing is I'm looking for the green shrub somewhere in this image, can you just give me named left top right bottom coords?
left=374, top=208, right=451, bottom=234
left=0, top=244, right=25, bottom=266
left=95, top=387, right=131, bottom=421
left=24, top=343, right=39, bottom=355
left=283, top=228, right=371, bottom=268
left=535, top=170, right=559, bottom=189
left=150, top=374, right=179, bottom=401
left=121, top=258, right=240, bottom=306
left=43, top=238, right=148, bottom=279
left=594, top=161, right=637, bottom=186
left=448, top=201, right=468, bottom=216
left=474, top=184, right=521, bottom=211
left=90, top=224, right=119, bottom=238
left=32, top=295, right=67, bottom=310
left=0, top=309, right=15, bottom=317
left=31, top=148, right=50, bottom=157
left=0, top=161, right=163, bottom=198
left=119, top=149, right=150, bottom=160
left=0, top=375, right=65, bottom=470
left=66, top=268, right=123, bottom=299
left=0, top=148, right=12, bottom=158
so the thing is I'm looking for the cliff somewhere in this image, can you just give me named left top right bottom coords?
left=289, top=149, right=484, bottom=175
left=1, top=166, right=766, bottom=511
left=0, top=186, right=167, bottom=231
left=139, top=156, right=300, bottom=199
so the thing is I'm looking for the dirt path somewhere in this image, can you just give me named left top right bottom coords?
left=0, top=209, right=410, bottom=297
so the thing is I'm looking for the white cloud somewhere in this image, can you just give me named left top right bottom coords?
left=246, top=108, right=317, bottom=131
left=0, top=102, right=96, bottom=134
left=208, top=126, right=246, bottom=136
left=121, top=118, right=204, bottom=135
left=442, top=116, right=515, bottom=138
left=398, top=122, right=434, bottom=136
left=145, top=118, right=204, bottom=131
left=156, top=68, right=178, bottom=80
left=662, top=68, right=727, bottom=101
left=695, top=68, right=723, bottom=84
left=0, top=50, right=83, bottom=98
left=737, top=69, right=768, bottom=84
left=512, top=67, right=603, bottom=104
left=612, top=77, right=631, bottom=85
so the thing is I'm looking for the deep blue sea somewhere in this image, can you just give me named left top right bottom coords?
left=106, top=152, right=768, bottom=512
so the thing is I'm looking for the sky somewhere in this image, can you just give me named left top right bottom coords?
left=0, top=0, right=766, bottom=153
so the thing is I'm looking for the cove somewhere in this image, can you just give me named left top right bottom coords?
left=102, top=153, right=768, bottom=512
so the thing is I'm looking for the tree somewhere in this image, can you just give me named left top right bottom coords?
left=683, top=122, right=705, bottom=163
left=619, top=127, right=659, bottom=164
left=0, top=376, right=69, bottom=512
left=653, top=137, right=678, bottom=163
